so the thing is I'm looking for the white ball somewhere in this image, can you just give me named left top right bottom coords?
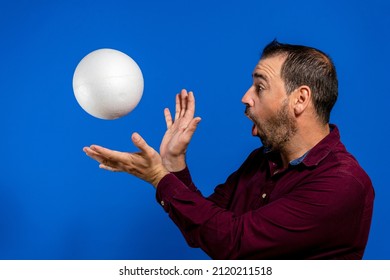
left=73, top=48, right=144, bottom=120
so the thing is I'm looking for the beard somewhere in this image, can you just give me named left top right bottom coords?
left=246, top=99, right=298, bottom=151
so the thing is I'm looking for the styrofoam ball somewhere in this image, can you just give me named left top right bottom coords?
left=73, top=48, right=144, bottom=120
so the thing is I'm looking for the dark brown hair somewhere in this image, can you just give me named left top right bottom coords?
left=261, top=39, right=338, bottom=124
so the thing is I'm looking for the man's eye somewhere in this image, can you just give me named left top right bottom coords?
left=256, top=85, right=264, bottom=93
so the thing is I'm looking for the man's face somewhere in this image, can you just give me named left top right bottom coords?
left=242, top=55, right=297, bottom=150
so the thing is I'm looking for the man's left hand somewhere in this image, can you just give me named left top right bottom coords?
left=83, top=132, right=169, bottom=188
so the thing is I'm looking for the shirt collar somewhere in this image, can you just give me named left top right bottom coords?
left=289, top=151, right=309, bottom=166
left=301, top=124, right=340, bottom=167
left=263, top=124, right=340, bottom=167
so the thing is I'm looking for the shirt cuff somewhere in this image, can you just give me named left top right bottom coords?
left=172, top=166, right=193, bottom=187
left=156, top=173, right=187, bottom=212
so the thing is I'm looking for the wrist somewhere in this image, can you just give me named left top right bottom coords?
left=162, top=156, right=186, bottom=172
left=150, top=168, right=170, bottom=188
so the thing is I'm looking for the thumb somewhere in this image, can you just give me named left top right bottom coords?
left=183, top=117, right=202, bottom=139
left=131, top=132, right=154, bottom=154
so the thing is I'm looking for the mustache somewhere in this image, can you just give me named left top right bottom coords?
left=244, top=106, right=253, bottom=118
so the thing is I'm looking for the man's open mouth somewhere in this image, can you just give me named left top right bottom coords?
left=245, top=106, right=258, bottom=136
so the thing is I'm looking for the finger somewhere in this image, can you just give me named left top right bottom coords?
left=99, top=163, right=122, bottom=172
left=182, top=117, right=202, bottom=142
left=174, top=93, right=180, bottom=121
left=84, top=147, right=121, bottom=171
left=89, top=145, right=129, bottom=164
left=83, top=146, right=108, bottom=164
left=164, top=108, right=173, bottom=129
left=180, top=89, right=188, bottom=118
left=183, top=91, right=195, bottom=120
left=131, top=132, right=155, bottom=157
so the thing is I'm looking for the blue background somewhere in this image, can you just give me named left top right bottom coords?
left=0, top=0, right=389, bottom=260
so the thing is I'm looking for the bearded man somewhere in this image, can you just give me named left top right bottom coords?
left=84, top=40, right=374, bottom=259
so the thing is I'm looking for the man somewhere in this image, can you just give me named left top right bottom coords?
left=83, top=40, right=374, bottom=259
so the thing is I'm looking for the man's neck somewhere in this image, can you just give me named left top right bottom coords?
left=279, top=123, right=330, bottom=168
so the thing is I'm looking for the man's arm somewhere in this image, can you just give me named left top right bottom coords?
left=156, top=171, right=370, bottom=259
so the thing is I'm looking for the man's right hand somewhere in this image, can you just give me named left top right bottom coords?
left=159, top=89, right=201, bottom=172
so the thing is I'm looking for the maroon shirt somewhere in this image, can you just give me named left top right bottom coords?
left=156, top=125, right=374, bottom=259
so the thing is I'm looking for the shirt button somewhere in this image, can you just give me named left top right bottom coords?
left=262, top=193, right=267, bottom=199
left=160, top=201, right=165, bottom=206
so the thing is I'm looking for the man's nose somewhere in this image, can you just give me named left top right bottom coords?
left=241, top=86, right=254, bottom=106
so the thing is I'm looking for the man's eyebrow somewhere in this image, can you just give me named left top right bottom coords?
left=252, top=72, right=268, bottom=83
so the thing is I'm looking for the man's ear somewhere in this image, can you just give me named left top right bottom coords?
left=293, top=86, right=311, bottom=115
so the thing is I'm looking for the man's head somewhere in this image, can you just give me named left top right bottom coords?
left=242, top=40, right=338, bottom=150
left=261, top=40, right=338, bottom=124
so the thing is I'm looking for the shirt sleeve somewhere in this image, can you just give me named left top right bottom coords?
left=156, top=170, right=372, bottom=259
left=171, top=167, right=196, bottom=190
left=170, top=166, right=242, bottom=210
